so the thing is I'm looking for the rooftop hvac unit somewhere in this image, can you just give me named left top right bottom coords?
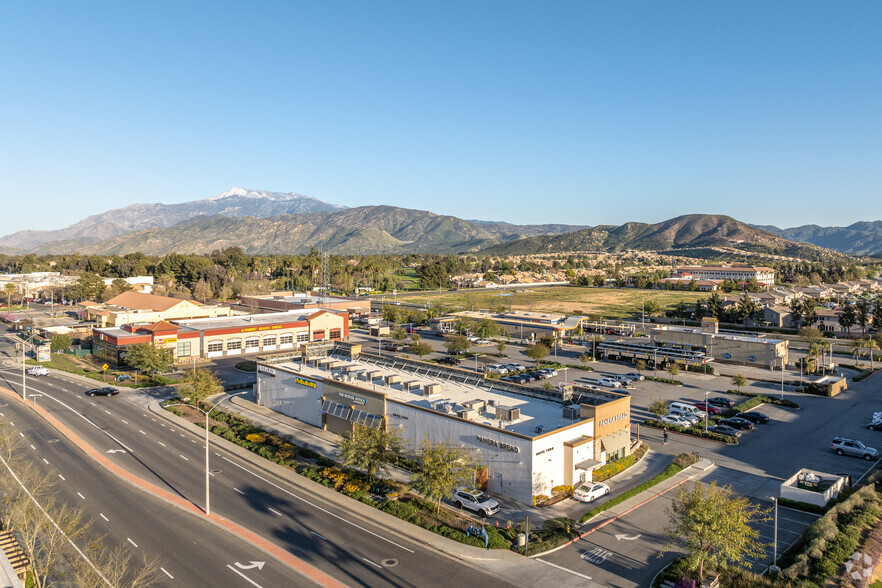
left=495, top=405, right=520, bottom=421
left=562, top=405, right=581, bottom=420
left=534, top=425, right=545, bottom=434
left=462, top=399, right=485, bottom=412
left=457, top=409, right=477, bottom=420
left=487, top=399, right=498, bottom=407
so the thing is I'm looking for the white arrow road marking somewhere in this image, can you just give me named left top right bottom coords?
left=581, top=547, right=613, bottom=564
left=226, top=565, right=263, bottom=587
left=106, top=449, right=127, bottom=454
left=234, top=561, right=265, bottom=570
left=615, top=533, right=642, bottom=541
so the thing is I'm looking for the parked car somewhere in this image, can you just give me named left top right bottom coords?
left=736, top=411, right=770, bottom=424
left=539, top=368, right=558, bottom=377
left=529, top=371, right=549, bottom=380
left=437, top=356, right=460, bottom=366
left=86, top=387, right=119, bottom=397
left=573, top=482, right=610, bottom=503
left=708, top=424, right=743, bottom=438
left=622, top=372, right=645, bottom=381
left=505, top=363, right=525, bottom=372
left=485, top=365, right=508, bottom=375
left=598, top=377, right=622, bottom=388
left=670, top=402, right=706, bottom=419
left=866, top=421, right=882, bottom=431
left=658, top=414, right=694, bottom=427
left=453, top=489, right=499, bottom=517
left=831, top=437, right=879, bottom=460
left=26, top=366, right=50, bottom=376
left=717, top=417, right=754, bottom=431
left=707, top=397, right=735, bottom=409
left=692, top=402, right=721, bottom=416
left=666, top=411, right=700, bottom=425
left=520, top=373, right=536, bottom=382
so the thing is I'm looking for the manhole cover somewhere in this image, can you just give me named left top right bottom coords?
left=381, top=559, right=399, bottom=568
left=210, top=469, right=222, bottom=474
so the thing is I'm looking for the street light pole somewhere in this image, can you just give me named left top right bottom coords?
left=770, top=497, right=779, bottom=574
left=642, top=299, right=645, bottom=334
left=166, top=391, right=246, bottom=516
left=704, top=391, right=709, bottom=433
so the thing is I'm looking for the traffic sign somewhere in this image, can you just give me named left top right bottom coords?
left=101, top=363, right=109, bottom=371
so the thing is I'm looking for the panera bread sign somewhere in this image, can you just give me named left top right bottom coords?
left=475, top=435, right=520, bottom=453
left=295, top=377, right=317, bottom=389
left=599, top=412, right=628, bottom=427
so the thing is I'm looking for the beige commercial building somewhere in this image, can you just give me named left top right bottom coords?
left=85, top=291, right=231, bottom=328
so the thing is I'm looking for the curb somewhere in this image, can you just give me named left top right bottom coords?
left=0, top=386, right=345, bottom=588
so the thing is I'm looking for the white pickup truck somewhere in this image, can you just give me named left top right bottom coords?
left=26, top=366, right=49, bottom=376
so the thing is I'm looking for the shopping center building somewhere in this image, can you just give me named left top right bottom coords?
left=92, top=309, right=348, bottom=365
left=255, top=345, right=633, bottom=504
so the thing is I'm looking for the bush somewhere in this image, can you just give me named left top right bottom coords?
left=299, top=447, right=320, bottom=459
left=645, top=376, right=682, bottom=386
left=643, top=419, right=737, bottom=444
left=726, top=389, right=800, bottom=408
left=777, top=497, right=826, bottom=514
left=672, top=452, right=699, bottom=469
left=316, top=456, right=335, bottom=468
left=551, top=485, right=573, bottom=497
left=235, top=360, right=257, bottom=372
left=592, top=443, right=648, bottom=482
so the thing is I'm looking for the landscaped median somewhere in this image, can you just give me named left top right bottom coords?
left=643, top=419, right=738, bottom=444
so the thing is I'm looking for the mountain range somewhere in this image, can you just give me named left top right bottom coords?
left=752, top=222, right=882, bottom=257
left=0, top=187, right=869, bottom=258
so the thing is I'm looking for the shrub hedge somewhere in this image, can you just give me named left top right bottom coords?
left=645, top=376, right=683, bottom=386
left=593, top=443, right=648, bottom=482
left=643, top=419, right=737, bottom=444
left=580, top=462, right=684, bottom=522
left=725, top=389, right=800, bottom=408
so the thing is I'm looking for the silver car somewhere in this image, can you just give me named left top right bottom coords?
left=831, top=437, right=879, bottom=461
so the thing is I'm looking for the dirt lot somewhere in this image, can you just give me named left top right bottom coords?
left=383, top=286, right=711, bottom=319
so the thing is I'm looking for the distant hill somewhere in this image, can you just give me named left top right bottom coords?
left=754, top=221, right=882, bottom=256
left=0, top=187, right=347, bottom=251
left=480, top=214, right=836, bottom=260
left=32, top=205, right=584, bottom=255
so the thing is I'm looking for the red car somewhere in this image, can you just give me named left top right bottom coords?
left=692, top=402, right=721, bottom=416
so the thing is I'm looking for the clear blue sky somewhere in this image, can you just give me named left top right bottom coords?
left=2, top=1, right=881, bottom=236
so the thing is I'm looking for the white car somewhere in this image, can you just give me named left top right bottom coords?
left=659, top=414, right=694, bottom=427
left=26, top=366, right=50, bottom=376
left=573, top=482, right=610, bottom=503
left=598, top=377, right=621, bottom=388
left=453, top=489, right=500, bottom=517
left=622, top=372, right=645, bottom=381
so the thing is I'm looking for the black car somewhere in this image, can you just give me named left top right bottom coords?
left=868, top=422, right=882, bottom=431
left=87, top=387, right=119, bottom=397
left=717, top=417, right=754, bottom=431
left=707, top=397, right=735, bottom=409
left=438, top=357, right=460, bottom=366
left=708, top=424, right=742, bottom=438
left=736, top=411, right=770, bottom=424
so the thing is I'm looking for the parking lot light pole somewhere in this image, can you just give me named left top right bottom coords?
left=770, top=496, right=779, bottom=574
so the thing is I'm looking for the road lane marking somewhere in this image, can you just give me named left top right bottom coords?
left=104, top=410, right=111, bottom=415
left=126, top=538, right=138, bottom=547
left=362, top=557, right=382, bottom=569
left=226, top=565, right=263, bottom=587
left=268, top=507, right=283, bottom=516
left=138, top=430, right=146, bottom=435
left=160, top=567, right=173, bottom=579
left=310, top=531, right=327, bottom=541
left=99, top=513, right=108, bottom=521
left=536, top=558, right=592, bottom=581
left=18, top=432, right=23, bottom=437
left=220, top=455, right=414, bottom=553
left=180, top=434, right=185, bottom=438
left=234, top=488, right=245, bottom=495
left=89, top=402, right=95, bottom=406
left=121, top=419, right=128, bottom=424
left=179, top=455, right=189, bottom=461
left=8, top=421, right=13, bottom=426
left=42, top=458, right=48, bottom=464
left=77, top=492, right=85, bottom=500
left=30, top=445, right=35, bottom=450
left=157, top=442, right=166, bottom=447
left=58, top=474, right=65, bottom=481
left=21, top=391, right=134, bottom=452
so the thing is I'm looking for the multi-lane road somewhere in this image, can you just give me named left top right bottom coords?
left=0, top=358, right=516, bottom=586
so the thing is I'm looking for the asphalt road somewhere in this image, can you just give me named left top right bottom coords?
left=0, top=383, right=300, bottom=587
left=0, top=363, right=512, bottom=588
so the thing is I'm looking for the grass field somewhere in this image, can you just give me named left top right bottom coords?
left=385, top=267, right=421, bottom=290
left=382, top=286, right=711, bottom=319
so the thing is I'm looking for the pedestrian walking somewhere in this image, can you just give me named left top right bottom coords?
left=663, top=429, right=669, bottom=445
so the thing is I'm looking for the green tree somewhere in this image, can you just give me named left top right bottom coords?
left=524, top=343, right=549, bottom=365
left=444, top=334, right=471, bottom=356
left=179, top=368, right=223, bottom=403
left=409, top=341, right=433, bottom=358
left=856, top=298, right=871, bottom=334
left=496, top=342, right=506, bottom=354
left=192, top=279, right=214, bottom=303
left=872, top=299, right=882, bottom=332
left=647, top=398, right=669, bottom=418
left=67, top=272, right=105, bottom=301
left=391, top=327, right=407, bottom=341
left=735, top=294, right=759, bottom=323
left=661, top=481, right=770, bottom=582
left=337, top=424, right=404, bottom=483
left=838, top=301, right=857, bottom=333
left=473, top=318, right=500, bottom=340
left=644, top=300, right=662, bottom=317
left=410, top=436, right=479, bottom=514
left=706, top=293, right=724, bottom=319
left=731, top=374, right=747, bottom=393
left=665, top=363, right=680, bottom=379
left=49, top=333, right=72, bottom=354
left=382, top=305, right=400, bottom=324
left=122, top=343, right=173, bottom=375
left=867, top=338, right=879, bottom=369
left=635, top=359, right=647, bottom=373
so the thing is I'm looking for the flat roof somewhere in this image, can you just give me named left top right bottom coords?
left=654, top=325, right=785, bottom=344
left=277, top=356, right=589, bottom=437
left=174, top=309, right=339, bottom=332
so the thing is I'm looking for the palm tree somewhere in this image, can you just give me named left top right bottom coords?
left=3, top=283, right=14, bottom=309
left=851, top=339, right=865, bottom=362
left=867, top=339, right=879, bottom=370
